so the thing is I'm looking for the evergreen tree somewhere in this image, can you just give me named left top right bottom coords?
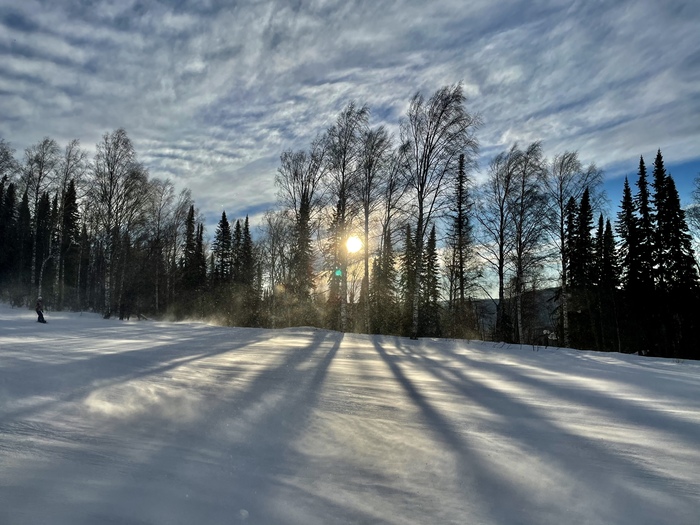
left=649, top=151, right=699, bottom=358
left=240, top=217, right=254, bottom=286
left=182, top=205, right=197, bottom=289
left=569, top=188, right=594, bottom=288
left=566, top=189, right=596, bottom=349
left=0, top=182, right=17, bottom=286
left=17, top=191, right=32, bottom=298
left=634, top=156, right=655, bottom=290
left=616, top=177, right=639, bottom=290
left=77, top=222, right=91, bottom=310
left=195, top=223, right=207, bottom=289
left=592, top=215, right=621, bottom=351
left=616, top=175, right=650, bottom=353
left=445, top=153, right=475, bottom=337
left=212, top=211, right=233, bottom=283
left=592, top=215, right=605, bottom=288
left=0, top=177, right=5, bottom=239
left=563, top=197, right=578, bottom=285
left=34, top=192, right=52, bottom=295
left=650, top=150, right=697, bottom=292
left=180, top=205, right=205, bottom=314
left=58, top=180, right=80, bottom=309
left=651, top=150, right=670, bottom=289
left=661, top=176, right=699, bottom=291
left=239, top=216, right=260, bottom=326
left=399, top=224, right=417, bottom=337
left=232, top=219, right=243, bottom=284
left=601, top=219, right=620, bottom=291
left=369, top=229, right=397, bottom=334
left=420, top=225, right=441, bottom=337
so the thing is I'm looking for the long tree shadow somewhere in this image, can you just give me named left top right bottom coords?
left=386, top=337, right=700, bottom=524
left=0, top=323, right=271, bottom=423
left=372, top=337, right=540, bottom=525
left=12, top=328, right=390, bottom=525
left=435, top=341, right=700, bottom=450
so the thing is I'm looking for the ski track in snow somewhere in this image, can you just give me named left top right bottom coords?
left=1, top=304, right=699, bottom=524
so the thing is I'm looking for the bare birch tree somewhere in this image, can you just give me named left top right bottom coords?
left=400, top=84, right=480, bottom=338
left=22, top=137, right=60, bottom=296
left=53, top=140, right=88, bottom=308
left=275, top=135, right=328, bottom=324
left=475, top=147, right=518, bottom=341
left=543, top=152, right=603, bottom=346
left=507, top=142, right=549, bottom=343
left=324, top=102, right=369, bottom=331
left=88, top=129, right=144, bottom=318
left=357, top=124, right=392, bottom=332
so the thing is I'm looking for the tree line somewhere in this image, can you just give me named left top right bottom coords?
left=1, top=84, right=698, bottom=359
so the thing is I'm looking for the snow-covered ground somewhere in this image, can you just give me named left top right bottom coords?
left=0, top=304, right=698, bottom=525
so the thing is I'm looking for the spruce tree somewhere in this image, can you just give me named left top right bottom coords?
left=651, top=150, right=670, bottom=289
left=602, top=219, right=620, bottom=291
left=240, top=216, right=259, bottom=326
left=566, top=189, right=596, bottom=348
left=183, top=205, right=197, bottom=286
left=195, top=223, right=207, bottom=290
left=240, top=217, right=254, bottom=286
left=616, top=177, right=639, bottom=291
left=77, top=222, right=90, bottom=311
left=572, top=188, right=594, bottom=288
left=399, top=224, right=417, bottom=337
left=592, top=215, right=605, bottom=288
left=232, top=219, right=243, bottom=284
left=563, top=196, right=578, bottom=289
left=212, top=211, right=233, bottom=284
left=445, top=153, right=475, bottom=337
left=634, top=156, right=655, bottom=291
left=649, top=151, right=699, bottom=357
left=592, top=215, right=621, bottom=351
left=369, top=229, right=397, bottom=334
left=34, top=192, right=52, bottom=295
left=0, top=182, right=16, bottom=285
left=17, top=191, right=33, bottom=298
left=661, top=176, right=699, bottom=291
left=420, top=225, right=441, bottom=337
left=59, top=179, right=80, bottom=309
left=0, top=177, right=5, bottom=239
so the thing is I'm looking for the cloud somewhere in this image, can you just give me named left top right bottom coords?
left=1, top=0, right=699, bottom=233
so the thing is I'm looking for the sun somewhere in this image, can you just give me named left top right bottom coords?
left=346, top=235, right=363, bottom=253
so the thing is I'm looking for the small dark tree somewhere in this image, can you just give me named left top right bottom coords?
left=0, top=182, right=17, bottom=288
left=59, top=179, right=81, bottom=309
left=420, top=225, right=441, bottom=337
left=369, top=229, right=397, bottom=335
left=399, top=224, right=417, bottom=337
left=182, top=205, right=197, bottom=286
left=232, top=219, right=243, bottom=285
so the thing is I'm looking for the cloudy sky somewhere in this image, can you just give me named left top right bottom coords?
left=2, top=0, right=699, bottom=231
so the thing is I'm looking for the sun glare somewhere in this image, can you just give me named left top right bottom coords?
left=346, top=235, right=363, bottom=253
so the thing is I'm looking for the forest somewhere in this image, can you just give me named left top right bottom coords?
left=1, top=84, right=699, bottom=359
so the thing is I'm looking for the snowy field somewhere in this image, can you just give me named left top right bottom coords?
left=0, top=304, right=699, bottom=525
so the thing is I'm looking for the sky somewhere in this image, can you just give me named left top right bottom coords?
left=1, top=0, right=700, bottom=233
left=1, top=302, right=699, bottom=524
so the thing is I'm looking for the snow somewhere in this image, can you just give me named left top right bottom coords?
left=1, top=303, right=699, bottom=525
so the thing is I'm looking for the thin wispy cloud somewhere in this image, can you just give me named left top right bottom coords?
left=1, top=0, right=699, bottom=228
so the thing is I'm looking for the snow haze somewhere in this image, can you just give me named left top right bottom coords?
left=1, top=303, right=699, bottom=524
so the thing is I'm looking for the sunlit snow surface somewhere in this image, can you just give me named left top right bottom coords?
left=1, top=304, right=699, bottom=525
